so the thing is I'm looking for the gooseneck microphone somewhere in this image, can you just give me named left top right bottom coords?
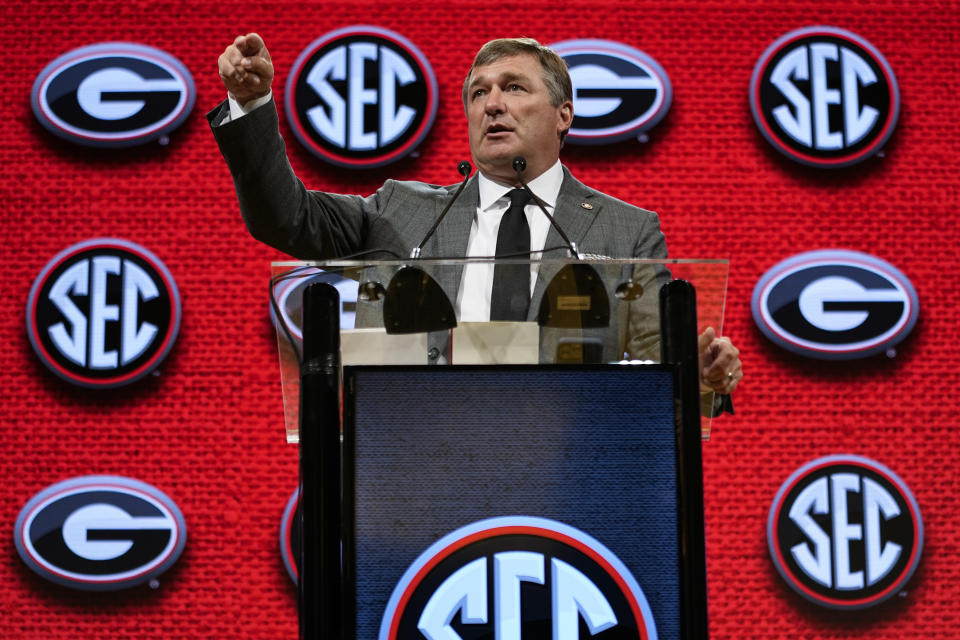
left=384, top=161, right=470, bottom=333
left=512, top=156, right=581, bottom=259
left=512, top=156, right=611, bottom=332
left=410, top=161, right=473, bottom=258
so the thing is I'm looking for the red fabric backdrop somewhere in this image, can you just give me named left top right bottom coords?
left=3, top=1, right=959, bottom=638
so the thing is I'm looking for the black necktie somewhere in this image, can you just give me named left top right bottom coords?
left=490, top=189, right=532, bottom=321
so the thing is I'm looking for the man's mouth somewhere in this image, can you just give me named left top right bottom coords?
left=485, top=123, right=513, bottom=136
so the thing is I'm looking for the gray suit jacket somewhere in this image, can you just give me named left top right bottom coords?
left=209, top=98, right=668, bottom=362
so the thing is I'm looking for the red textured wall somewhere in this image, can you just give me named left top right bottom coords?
left=3, top=1, right=959, bottom=638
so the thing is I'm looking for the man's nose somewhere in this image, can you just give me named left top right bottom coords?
left=484, top=86, right=505, bottom=114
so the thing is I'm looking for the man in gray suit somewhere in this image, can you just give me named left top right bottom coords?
left=210, top=34, right=742, bottom=399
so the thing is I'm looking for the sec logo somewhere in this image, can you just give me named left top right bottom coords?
left=751, top=249, right=918, bottom=360
left=379, top=516, right=658, bottom=640
left=750, top=26, right=899, bottom=168
left=26, top=238, right=181, bottom=388
left=14, top=475, right=187, bottom=591
left=31, top=42, right=195, bottom=148
left=551, top=39, right=671, bottom=145
left=768, top=455, right=922, bottom=609
left=285, top=25, right=438, bottom=168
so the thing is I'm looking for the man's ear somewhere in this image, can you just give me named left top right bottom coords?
left=557, top=100, right=574, bottom=136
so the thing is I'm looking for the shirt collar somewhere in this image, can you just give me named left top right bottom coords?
left=477, top=160, right=563, bottom=211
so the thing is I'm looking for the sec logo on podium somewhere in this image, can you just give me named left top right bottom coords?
left=379, top=516, right=658, bottom=640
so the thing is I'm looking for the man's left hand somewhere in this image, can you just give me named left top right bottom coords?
left=699, top=327, right=742, bottom=395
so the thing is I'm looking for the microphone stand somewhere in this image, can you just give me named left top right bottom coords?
left=411, top=161, right=473, bottom=258
left=511, top=156, right=610, bottom=330
left=511, top=156, right=581, bottom=259
left=382, top=162, right=473, bottom=334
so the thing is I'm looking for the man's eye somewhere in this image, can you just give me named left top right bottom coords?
left=472, top=89, right=486, bottom=99
left=508, top=84, right=524, bottom=92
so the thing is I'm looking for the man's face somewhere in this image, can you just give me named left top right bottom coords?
left=466, top=54, right=573, bottom=185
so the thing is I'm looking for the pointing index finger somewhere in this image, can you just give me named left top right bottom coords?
left=237, top=32, right=265, bottom=57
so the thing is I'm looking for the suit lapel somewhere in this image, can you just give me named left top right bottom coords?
left=545, top=167, right=600, bottom=255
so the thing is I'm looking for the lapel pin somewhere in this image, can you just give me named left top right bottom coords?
left=580, top=202, right=594, bottom=210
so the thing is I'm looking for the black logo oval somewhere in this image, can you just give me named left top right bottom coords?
left=279, top=488, right=300, bottom=582
left=270, top=267, right=360, bottom=343
left=552, top=39, right=672, bottom=145
left=26, top=238, right=181, bottom=388
left=285, top=25, right=437, bottom=168
left=751, top=250, right=918, bottom=359
left=749, top=26, right=899, bottom=168
left=14, top=475, right=187, bottom=590
left=31, top=42, right=195, bottom=148
left=768, top=455, right=923, bottom=609
left=379, top=516, right=656, bottom=640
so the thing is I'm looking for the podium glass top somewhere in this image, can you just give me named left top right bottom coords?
left=270, top=258, right=729, bottom=443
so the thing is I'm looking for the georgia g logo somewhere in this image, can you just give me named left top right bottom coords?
left=768, top=455, right=922, bottom=609
left=379, top=516, right=658, bottom=640
left=14, top=475, right=187, bottom=591
left=26, top=238, right=181, bottom=388
left=31, top=42, right=195, bottom=148
left=551, top=40, right=671, bottom=145
left=750, top=26, right=899, bottom=168
left=751, top=249, right=918, bottom=360
left=285, top=25, right=438, bottom=168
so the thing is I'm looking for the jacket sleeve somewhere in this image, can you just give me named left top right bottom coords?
left=208, top=98, right=387, bottom=260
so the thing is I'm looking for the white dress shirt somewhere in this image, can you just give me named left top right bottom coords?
left=457, top=161, right=563, bottom=321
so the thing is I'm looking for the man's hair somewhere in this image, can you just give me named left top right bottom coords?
left=461, top=37, right=573, bottom=109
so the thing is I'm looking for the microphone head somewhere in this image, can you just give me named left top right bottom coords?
left=457, top=161, right=472, bottom=177
left=512, top=156, right=527, bottom=174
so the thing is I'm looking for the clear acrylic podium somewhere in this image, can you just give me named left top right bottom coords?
left=270, top=258, right=728, bottom=640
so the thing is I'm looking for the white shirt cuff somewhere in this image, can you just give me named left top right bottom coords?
left=226, top=91, right=273, bottom=122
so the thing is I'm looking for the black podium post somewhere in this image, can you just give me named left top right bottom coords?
left=299, top=282, right=342, bottom=640
left=660, top=279, right=709, bottom=640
